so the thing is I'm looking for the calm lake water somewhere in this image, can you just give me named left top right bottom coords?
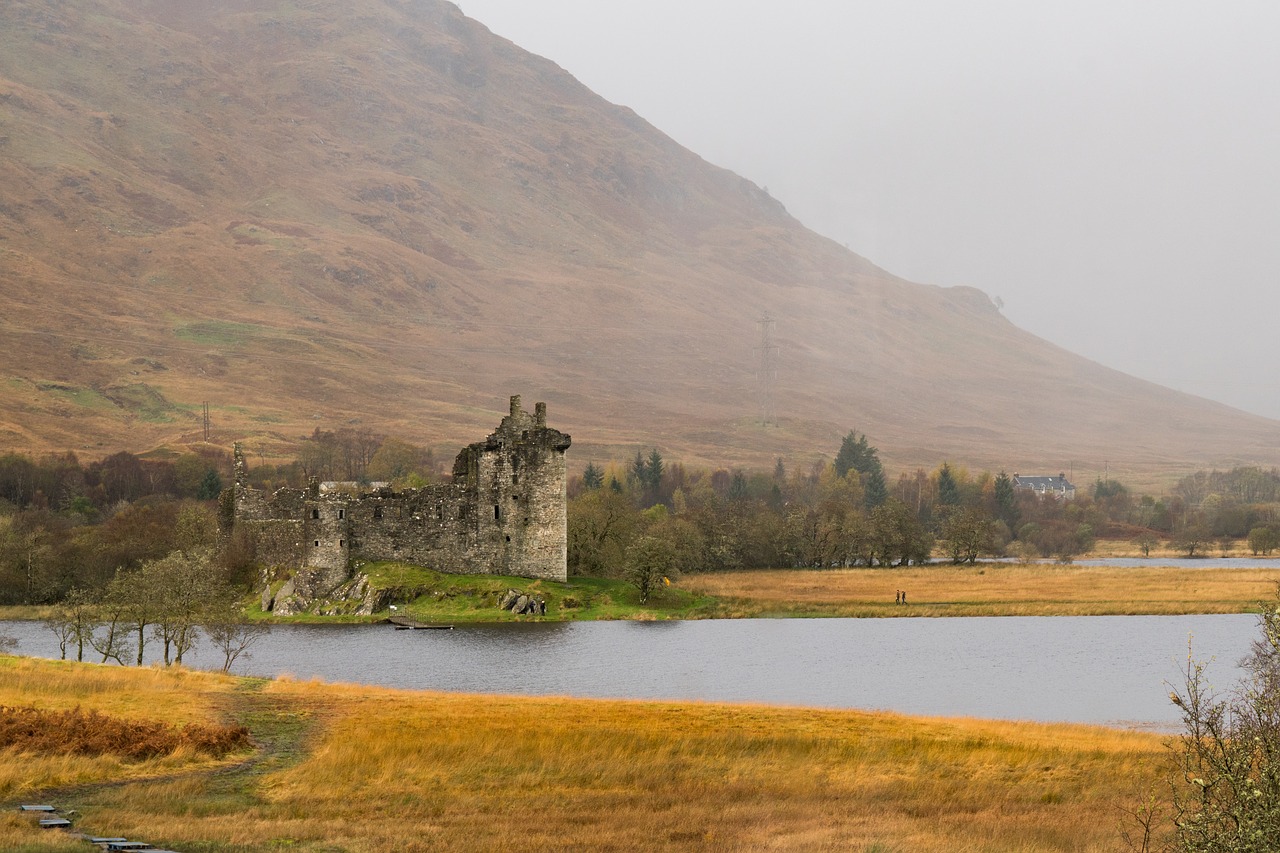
left=1, top=614, right=1257, bottom=730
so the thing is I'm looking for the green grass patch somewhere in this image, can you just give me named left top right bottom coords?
left=37, top=381, right=115, bottom=411
left=173, top=320, right=264, bottom=347
left=101, top=383, right=177, bottom=422
left=349, top=561, right=725, bottom=623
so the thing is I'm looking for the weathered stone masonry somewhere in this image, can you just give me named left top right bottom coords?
left=233, top=396, right=571, bottom=585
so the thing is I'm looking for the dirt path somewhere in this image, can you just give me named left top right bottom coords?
left=23, top=679, right=333, bottom=845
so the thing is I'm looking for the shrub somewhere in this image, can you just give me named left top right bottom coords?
left=1127, top=588, right=1280, bottom=850
left=0, top=705, right=251, bottom=760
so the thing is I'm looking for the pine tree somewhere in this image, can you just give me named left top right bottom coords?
left=582, top=462, right=604, bottom=490
left=645, top=449, right=664, bottom=493
left=863, top=467, right=889, bottom=510
left=937, top=463, right=961, bottom=507
left=994, top=471, right=1020, bottom=531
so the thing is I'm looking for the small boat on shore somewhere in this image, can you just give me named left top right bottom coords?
left=387, top=615, right=454, bottom=630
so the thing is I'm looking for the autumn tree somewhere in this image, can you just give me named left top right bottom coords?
left=1171, top=524, right=1213, bottom=558
left=1249, top=525, right=1280, bottom=556
left=870, top=500, right=934, bottom=566
left=150, top=549, right=217, bottom=665
left=367, top=437, right=434, bottom=486
left=942, top=506, right=996, bottom=564
left=105, top=564, right=161, bottom=666
left=567, top=489, right=639, bottom=576
left=624, top=535, right=675, bottom=604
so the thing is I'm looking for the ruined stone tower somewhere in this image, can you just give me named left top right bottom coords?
left=231, top=396, right=571, bottom=585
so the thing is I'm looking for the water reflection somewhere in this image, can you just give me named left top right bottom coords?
left=0, top=614, right=1256, bottom=729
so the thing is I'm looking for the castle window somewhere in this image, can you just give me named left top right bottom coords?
left=373, top=506, right=383, bottom=519
left=339, top=539, right=346, bottom=548
left=314, top=540, right=320, bottom=547
left=311, top=509, right=320, bottom=519
left=505, top=535, right=511, bottom=543
left=512, top=473, right=519, bottom=485
left=494, top=504, right=501, bottom=520
left=338, top=509, right=345, bottom=520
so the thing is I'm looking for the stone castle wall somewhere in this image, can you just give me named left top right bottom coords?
left=232, top=396, right=571, bottom=587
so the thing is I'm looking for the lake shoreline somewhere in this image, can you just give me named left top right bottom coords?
left=4, top=558, right=1276, bottom=625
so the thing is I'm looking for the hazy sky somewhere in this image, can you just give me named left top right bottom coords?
left=460, top=1, right=1280, bottom=419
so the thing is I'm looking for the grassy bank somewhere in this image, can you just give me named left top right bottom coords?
left=681, top=564, right=1280, bottom=617
left=0, top=655, right=1166, bottom=852
left=252, top=561, right=727, bottom=623
left=7, top=560, right=1277, bottom=627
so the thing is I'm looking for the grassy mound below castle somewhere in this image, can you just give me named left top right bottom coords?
left=250, top=561, right=727, bottom=623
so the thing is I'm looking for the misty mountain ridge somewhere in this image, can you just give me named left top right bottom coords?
left=1, top=0, right=1276, bottom=486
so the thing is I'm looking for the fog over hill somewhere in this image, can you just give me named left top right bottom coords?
left=1, top=0, right=1277, bottom=484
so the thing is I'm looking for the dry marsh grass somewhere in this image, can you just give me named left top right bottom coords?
left=0, top=655, right=235, bottom=723
left=681, top=565, right=1280, bottom=617
left=0, top=659, right=1170, bottom=852
left=0, top=705, right=250, bottom=760
left=0, top=656, right=252, bottom=801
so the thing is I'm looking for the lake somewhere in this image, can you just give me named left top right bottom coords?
left=2, top=614, right=1258, bottom=729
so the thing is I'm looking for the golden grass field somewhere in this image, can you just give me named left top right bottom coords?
left=0, top=655, right=1170, bottom=852
left=680, top=564, right=1280, bottom=618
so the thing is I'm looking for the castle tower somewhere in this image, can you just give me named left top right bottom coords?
left=302, top=491, right=351, bottom=586
left=453, top=395, right=571, bottom=581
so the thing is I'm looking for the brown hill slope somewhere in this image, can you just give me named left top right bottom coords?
left=0, top=0, right=1276, bottom=483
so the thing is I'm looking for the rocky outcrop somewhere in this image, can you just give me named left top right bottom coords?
left=498, top=588, right=547, bottom=616
left=264, top=571, right=393, bottom=617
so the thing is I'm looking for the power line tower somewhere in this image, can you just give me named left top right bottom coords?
left=755, top=314, right=778, bottom=427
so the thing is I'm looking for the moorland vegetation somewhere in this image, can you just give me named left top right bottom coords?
left=0, top=654, right=1165, bottom=852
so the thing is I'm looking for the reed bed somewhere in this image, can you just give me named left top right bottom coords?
left=681, top=565, right=1280, bottom=617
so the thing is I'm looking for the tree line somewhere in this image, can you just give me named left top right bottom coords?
left=0, top=431, right=440, bottom=605
left=44, top=544, right=268, bottom=673
left=5, top=431, right=1280, bottom=612
left=569, top=433, right=1280, bottom=580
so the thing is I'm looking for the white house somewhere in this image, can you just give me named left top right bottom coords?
left=1012, top=473, right=1076, bottom=500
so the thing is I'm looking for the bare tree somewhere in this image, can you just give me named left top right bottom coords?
left=90, top=582, right=134, bottom=665
left=43, top=588, right=97, bottom=661
left=204, top=591, right=270, bottom=673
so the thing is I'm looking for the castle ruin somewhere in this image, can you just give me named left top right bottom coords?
left=232, top=396, right=571, bottom=590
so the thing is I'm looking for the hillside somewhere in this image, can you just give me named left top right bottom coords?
left=1, top=0, right=1277, bottom=484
